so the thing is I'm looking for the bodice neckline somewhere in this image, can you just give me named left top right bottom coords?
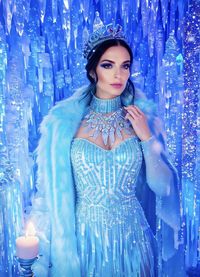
left=72, top=136, right=138, bottom=152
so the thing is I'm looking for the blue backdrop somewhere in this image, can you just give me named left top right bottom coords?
left=0, top=0, right=199, bottom=276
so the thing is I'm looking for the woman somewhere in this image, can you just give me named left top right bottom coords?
left=33, top=24, right=180, bottom=276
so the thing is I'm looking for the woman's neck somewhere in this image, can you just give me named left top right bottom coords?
left=90, top=94, right=122, bottom=113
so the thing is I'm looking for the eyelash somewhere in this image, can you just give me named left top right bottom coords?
left=100, top=63, right=130, bottom=70
left=123, top=64, right=130, bottom=70
left=100, top=63, right=112, bottom=69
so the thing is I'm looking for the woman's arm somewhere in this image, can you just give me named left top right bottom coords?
left=140, top=136, right=172, bottom=196
left=125, top=105, right=173, bottom=196
left=126, top=102, right=180, bottom=260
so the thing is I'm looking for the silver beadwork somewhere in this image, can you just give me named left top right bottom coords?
left=83, top=108, right=133, bottom=145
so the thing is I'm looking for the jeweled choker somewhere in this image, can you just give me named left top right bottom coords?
left=89, top=94, right=122, bottom=113
left=83, top=95, right=134, bottom=145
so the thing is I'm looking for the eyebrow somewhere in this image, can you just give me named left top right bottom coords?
left=100, top=59, right=131, bottom=64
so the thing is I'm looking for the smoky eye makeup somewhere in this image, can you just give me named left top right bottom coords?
left=100, top=63, right=113, bottom=69
left=122, top=63, right=131, bottom=69
left=99, top=60, right=131, bottom=69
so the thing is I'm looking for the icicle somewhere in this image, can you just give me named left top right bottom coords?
left=59, top=2, right=70, bottom=31
left=0, top=23, right=7, bottom=81
left=80, top=0, right=90, bottom=21
left=2, top=0, right=14, bottom=34
left=63, top=0, right=70, bottom=10
left=38, top=67, right=43, bottom=93
left=177, top=0, right=185, bottom=39
left=120, top=0, right=129, bottom=25
left=129, top=0, right=140, bottom=18
left=13, top=0, right=30, bottom=36
left=52, top=0, right=58, bottom=23
left=0, top=29, right=24, bottom=276
left=141, top=0, right=150, bottom=38
left=160, top=0, right=168, bottom=28
left=38, top=0, right=46, bottom=23
left=21, top=35, right=31, bottom=70
left=147, top=0, right=159, bottom=57
left=111, top=0, right=118, bottom=22
left=23, top=0, right=31, bottom=22
left=169, top=0, right=176, bottom=33
left=22, top=85, right=34, bottom=123
left=104, top=228, right=109, bottom=262
left=99, top=0, right=112, bottom=23
left=156, top=13, right=165, bottom=70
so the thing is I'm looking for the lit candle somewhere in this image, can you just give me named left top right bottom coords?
left=16, top=222, right=39, bottom=259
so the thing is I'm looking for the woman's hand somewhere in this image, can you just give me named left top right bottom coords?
left=124, top=105, right=151, bottom=141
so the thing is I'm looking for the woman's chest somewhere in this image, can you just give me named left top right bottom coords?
left=71, top=137, right=143, bottom=182
left=71, top=137, right=143, bottom=205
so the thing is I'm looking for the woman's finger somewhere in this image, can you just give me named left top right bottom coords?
left=124, top=106, right=141, bottom=118
left=133, top=105, right=145, bottom=116
left=126, top=109, right=144, bottom=121
left=125, top=113, right=135, bottom=125
left=125, top=109, right=137, bottom=120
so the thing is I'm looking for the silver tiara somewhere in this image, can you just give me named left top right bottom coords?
left=83, top=23, right=127, bottom=59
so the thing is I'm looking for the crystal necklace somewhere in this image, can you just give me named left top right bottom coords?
left=83, top=95, right=134, bottom=145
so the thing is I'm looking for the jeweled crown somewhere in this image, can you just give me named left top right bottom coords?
left=83, top=23, right=127, bottom=59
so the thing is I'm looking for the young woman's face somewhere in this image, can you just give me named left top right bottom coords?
left=95, top=45, right=131, bottom=99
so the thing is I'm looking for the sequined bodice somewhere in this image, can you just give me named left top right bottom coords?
left=71, top=136, right=147, bottom=228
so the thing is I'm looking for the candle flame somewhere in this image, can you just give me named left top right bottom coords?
left=26, top=222, right=36, bottom=236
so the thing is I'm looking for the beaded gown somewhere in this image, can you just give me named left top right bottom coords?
left=70, top=95, right=166, bottom=277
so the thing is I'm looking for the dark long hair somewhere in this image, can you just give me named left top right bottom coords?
left=85, top=39, right=135, bottom=105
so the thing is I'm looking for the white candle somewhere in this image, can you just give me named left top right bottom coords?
left=16, top=222, right=39, bottom=259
